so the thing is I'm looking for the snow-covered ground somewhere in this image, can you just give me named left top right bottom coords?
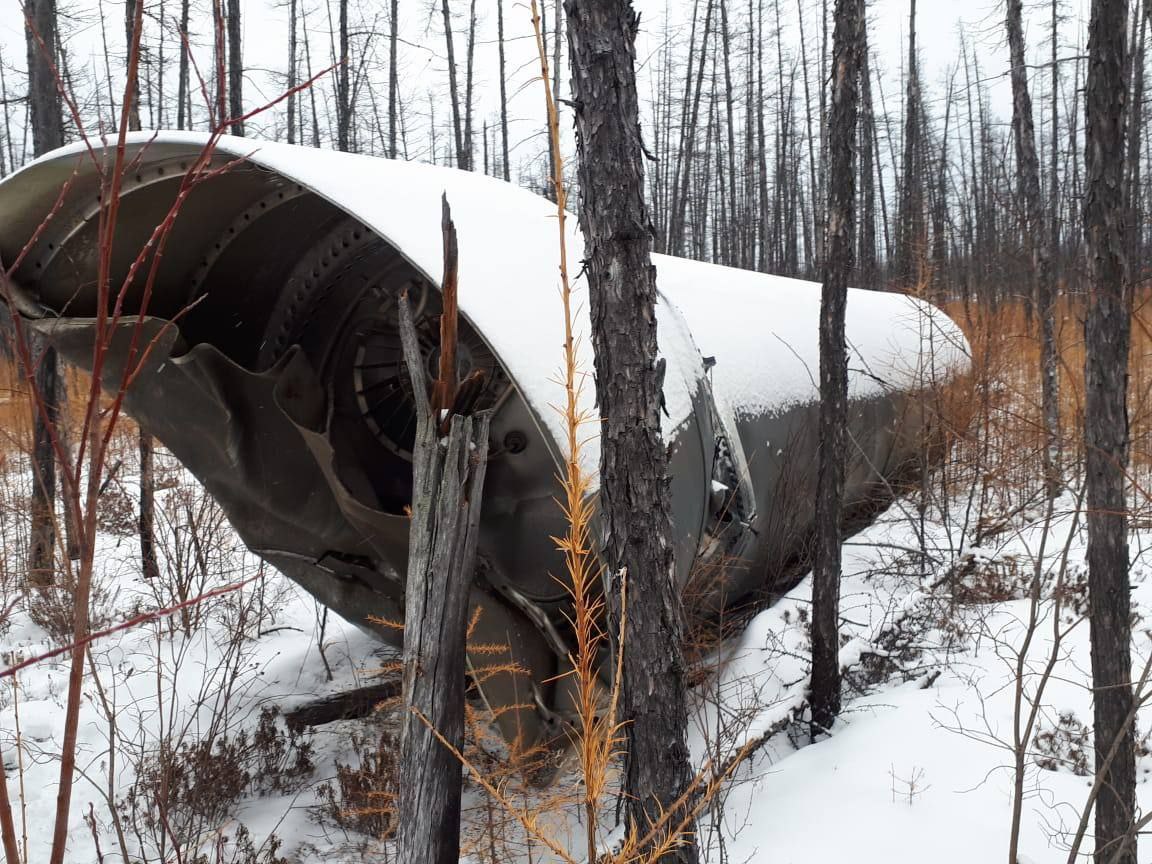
left=2, top=433, right=1150, bottom=863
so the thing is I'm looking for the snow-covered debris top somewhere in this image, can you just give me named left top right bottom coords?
left=656, top=254, right=971, bottom=418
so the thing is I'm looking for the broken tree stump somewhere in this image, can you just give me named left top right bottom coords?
left=396, top=197, right=491, bottom=864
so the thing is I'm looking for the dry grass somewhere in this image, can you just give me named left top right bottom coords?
left=0, top=360, right=130, bottom=459
left=938, top=286, right=1152, bottom=506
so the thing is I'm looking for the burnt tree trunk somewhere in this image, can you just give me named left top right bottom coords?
left=858, top=24, right=877, bottom=290
left=176, top=0, right=191, bottom=131
left=895, top=0, right=923, bottom=288
left=497, top=0, right=510, bottom=180
left=24, top=0, right=65, bottom=587
left=811, top=0, right=863, bottom=740
left=124, top=0, right=142, bottom=131
left=440, top=0, right=466, bottom=169
left=122, top=0, right=161, bottom=584
left=337, top=0, right=350, bottom=152
left=463, top=0, right=477, bottom=170
left=226, top=0, right=243, bottom=135
left=388, top=0, right=399, bottom=157
left=1083, top=0, right=1136, bottom=861
left=565, top=2, right=698, bottom=861
left=1007, top=0, right=1061, bottom=497
left=395, top=199, right=490, bottom=864
left=287, top=0, right=298, bottom=144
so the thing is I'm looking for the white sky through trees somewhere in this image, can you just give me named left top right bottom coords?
left=0, top=0, right=1089, bottom=176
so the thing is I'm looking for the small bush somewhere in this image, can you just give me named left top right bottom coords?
left=118, top=707, right=313, bottom=861
left=1033, top=712, right=1091, bottom=776
left=315, top=730, right=400, bottom=840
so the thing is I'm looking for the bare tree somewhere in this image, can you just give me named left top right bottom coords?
left=497, top=0, right=510, bottom=180
left=565, top=2, right=698, bottom=860
left=337, top=0, right=350, bottom=151
left=441, top=0, right=466, bottom=169
left=122, top=0, right=160, bottom=583
left=23, top=0, right=65, bottom=588
left=1083, top=0, right=1136, bottom=861
left=389, top=0, right=399, bottom=157
left=858, top=21, right=877, bottom=289
left=287, top=0, right=298, bottom=144
left=895, top=0, right=923, bottom=288
left=463, top=0, right=476, bottom=169
left=811, top=0, right=864, bottom=739
left=1006, top=0, right=1061, bottom=495
left=176, top=0, right=191, bottom=130
left=227, top=0, right=243, bottom=134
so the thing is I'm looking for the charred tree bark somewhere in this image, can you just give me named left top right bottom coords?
left=440, top=0, right=466, bottom=169
left=798, top=0, right=821, bottom=273
left=565, top=3, right=698, bottom=860
left=226, top=0, right=243, bottom=135
left=718, top=0, right=739, bottom=266
left=1126, top=3, right=1148, bottom=268
left=895, top=0, right=923, bottom=288
left=287, top=0, right=298, bottom=144
left=1007, top=0, right=1061, bottom=495
left=337, top=0, right=350, bottom=151
left=124, top=0, right=142, bottom=131
left=284, top=680, right=402, bottom=731
left=1050, top=0, right=1061, bottom=280
left=668, top=0, right=713, bottom=257
left=23, top=0, right=64, bottom=587
left=1083, top=0, right=1136, bottom=861
left=138, top=428, right=159, bottom=581
left=121, top=0, right=161, bottom=584
left=858, top=25, right=877, bottom=290
left=497, top=0, right=510, bottom=180
left=463, top=0, right=477, bottom=170
left=177, top=0, right=191, bottom=130
left=811, top=0, right=863, bottom=740
left=388, top=0, right=399, bottom=157
left=396, top=200, right=490, bottom=864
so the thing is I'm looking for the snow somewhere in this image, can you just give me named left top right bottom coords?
left=3, top=436, right=1148, bottom=863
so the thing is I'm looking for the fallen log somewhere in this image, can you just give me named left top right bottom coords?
left=283, top=680, right=402, bottom=731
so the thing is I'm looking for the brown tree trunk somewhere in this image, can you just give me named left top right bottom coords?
left=811, top=0, right=863, bottom=740
left=1083, top=0, right=1136, bottom=861
left=564, top=3, right=698, bottom=861
left=24, top=0, right=65, bottom=588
